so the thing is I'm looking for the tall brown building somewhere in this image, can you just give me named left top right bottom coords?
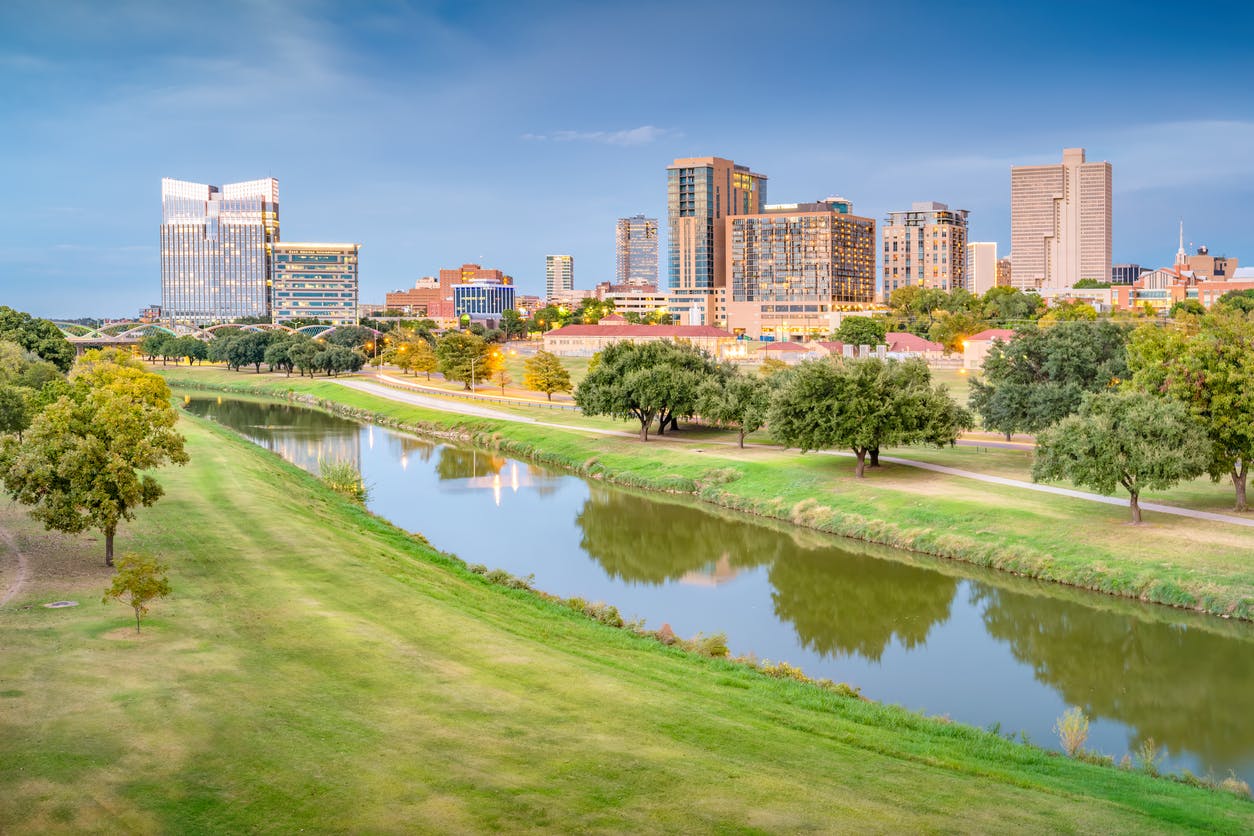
left=881, top=201, right=969, bottom=297
left=667, top=156, right=767, bottom=293
left=724, top=198, right=876, bottom=339
left=1010, top=148, right=1112, bottom=290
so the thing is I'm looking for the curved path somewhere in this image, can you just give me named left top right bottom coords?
left=335, top=379, right=1254, bottom=529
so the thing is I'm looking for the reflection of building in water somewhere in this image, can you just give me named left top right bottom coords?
left=679, top=554, right=742, bottom=587
left=271, top=429, right=360, bottom=475
left=436, top=448, right=559, bottom=506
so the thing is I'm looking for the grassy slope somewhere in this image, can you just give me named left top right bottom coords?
left=157, top=366, right=1254, bottom=620
left=1, top=416, right=1251, bottom=833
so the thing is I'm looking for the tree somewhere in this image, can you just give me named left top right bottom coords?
left=323, top=325, right=374, bottom=349
left=140, top=332, right=170, bottom=363
left=1039, top=300, right=1098, bottom=323
left=696, top=372, right=771, bottom=448
left=1129, top=312, right=1254, bottom=511
left=174, top=336, right=208, bottom=366
left=493, top=363, right=512, bottom=394
left=1216, top=289, right=1254, bottom=314
left=436, top=332, right=495, bottom=390
left=313, top=346, right=363, bottom=377
left=264, top=336, right=297, bottom=375
left=1072, top=279, right=1112, bottom=289
left=968, top=321, right=1129, bottom=438
left=522, top=350, right=572, bottom=400
left=982, top=287, right=1044, bottom=323
left=759, top=357, right=790, bottom=378
left=499, top=309, right=528, bottom=340
left=289, top=340, right=319, bottom=377
left=574, top=340, right=722, bottom=441
left=0, top=351, right=189, bottom=565
left=103, top=553, right=171, bottom=633
left=0, top=384, right=30, bottom=439
left=1169, top=299, right=1206, bottom=318
left=834, top=316, right=887, bottom=346
left=228, top=331, right=274, bottom=373
left=927, top=310, right=990, bottom=353
left=0, top=306, right=75, bottom=372
left=769, top=357, right=968, bottom=477
left=1033, top=390, right=1210, bottom=524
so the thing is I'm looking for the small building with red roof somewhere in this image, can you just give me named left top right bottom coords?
left=542, top=313, right=736, bottom=357
left=963, top=328, right=1017, bottom=371
left=756, top=340, right=826, bottom=364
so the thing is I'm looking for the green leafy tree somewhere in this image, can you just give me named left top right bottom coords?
left=324, top=325, right=374, bottom=349
left=0, top=384, right=31, bottom=439
left=1033, top=390, right=1210, bottom=524
left=264, top=336, right=298, bottom=375
left=493, top=363, right=513, bottom=394
left=499, top=308, right=528, bottom=340
left=436, top=332, right=495, bottom=389
left=228, top=331, right=274, bottom=373
left=173, top=336, right=208, bottom=365
left=1129, top=312, right=1254, bottom=510
left=0, top=351, right=189, bottom=565
left=834, top=317, right=887, bottom=346
left=103, top=553, right=171, bottom=633
left=139, top=332, right=170, bottom=362
left=575, top=340, right=722, bottom=440
left=522, top=350, right=572, bottom=400
left=1040, top=300, right=1098, bottom=323
left=0, top=306, right=75, bottom=372
left=696, top=372, right=771, bottom=448
left=927, top=310, right=990, bottom=353
left=1168, top=299, right=1206, bottom=318
left=312, top=346, right=364, bottom=377
left=982, top=287, right=1045, bottom=322
left=769, top=357, right=968, bottom=477
left=289, top=340, right=319, bottom=377
left=1073, top=279, right=1112, bottom=289
left=968, top=322, right=1129, bottom=438
left=1216, top=289, right=1254, bottom=314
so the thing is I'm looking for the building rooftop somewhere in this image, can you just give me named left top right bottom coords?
left=886, top=332, right=943, bottom=352
left=967, top=328, right=1017, bottom=342
left=547, top=322, right=733, bottom=338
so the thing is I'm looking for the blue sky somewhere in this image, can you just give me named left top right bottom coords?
left=2, top=0, right=1252, bottom=318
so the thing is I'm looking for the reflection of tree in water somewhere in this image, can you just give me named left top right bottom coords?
left=185, top=398, right=360, bottom=473
left=975, top=586, right=1254, bottom=765
left=769, top=551, right=957, bottom=662
left=435, top=446, right=505, bottom=480
left=576, top=488, right=778, bottom=584
left=388, top=433, right=436, bottom=464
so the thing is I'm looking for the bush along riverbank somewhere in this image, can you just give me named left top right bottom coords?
left=163, top=370, right=1254, bottom=622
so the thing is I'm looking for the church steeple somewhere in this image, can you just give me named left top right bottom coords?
left=1175, top=220, right=1188, bottom=269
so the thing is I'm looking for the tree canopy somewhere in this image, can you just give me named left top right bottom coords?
left=0, top=350, right=188, bottom=564
left=1128, top=311, right=1254, bottom=511
left=696, top=371, right=771, bottom=448
left=575, top=340, right=722, bottom=440
left=769, top=357, right=969, bottom=477
left=522, top=350, right=572, bottom=401
left=1032, top=390, right=1210, bottom=523
left=968, top=321, right=1129, bottom=438
left=436, top=332, right=497, bottom=389
left=833, top=317, right=887, bottom=346
left=0, top=306, right=75, bottom=372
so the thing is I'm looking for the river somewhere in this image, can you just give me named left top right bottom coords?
left=184, top=395, right=1254, bottom=783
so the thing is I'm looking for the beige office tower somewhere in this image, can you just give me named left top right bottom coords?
left=545, top=254, right=574, bottom=302
left=881, top=202, right=969, bottom=298
left=667, top=156, right=767, bottom=292
left=1010, top=148, right=1112, bottom=290
left=966, top=242, right=998, bottom=296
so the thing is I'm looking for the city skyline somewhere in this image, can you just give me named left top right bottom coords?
left=3, top=1, right=1254, bottom=316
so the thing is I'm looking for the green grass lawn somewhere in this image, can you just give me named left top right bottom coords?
left=2, top=415, right=1251, bottom=832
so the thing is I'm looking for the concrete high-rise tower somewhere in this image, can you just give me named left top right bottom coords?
left=160, top=177, right=280, bottom=323
left=881, top=201, right=969, bottom=298
left=615, top=215, right=658, bottom=288
left=545, top=254, right=574, bottom=301
left=1010, top=148, right=1112, bottom=291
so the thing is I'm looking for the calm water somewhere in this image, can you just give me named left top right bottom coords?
left=186, top=396, right=1254, bottom=783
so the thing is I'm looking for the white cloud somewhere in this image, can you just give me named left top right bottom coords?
left=522, top=126, right=676, bottom=146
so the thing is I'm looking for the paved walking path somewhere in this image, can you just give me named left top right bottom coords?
left=335, top=379, right=1254, bottom=529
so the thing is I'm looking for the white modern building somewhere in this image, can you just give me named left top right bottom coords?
left=545, top=254, right=574, bottom=301
left=966, top=241, right=999, bottom=296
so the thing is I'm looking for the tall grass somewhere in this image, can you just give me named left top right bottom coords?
left=319, top=458, right=368, bottom=503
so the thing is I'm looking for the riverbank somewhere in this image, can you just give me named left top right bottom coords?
left=2, top=414, right=1251, bottom=831
left=158, top=366, right=1254, bottom=621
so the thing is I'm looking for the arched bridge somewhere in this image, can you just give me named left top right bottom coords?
left=53, top=321, right=380, bottom=349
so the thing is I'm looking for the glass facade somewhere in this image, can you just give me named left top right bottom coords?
left=614, top=215, right=658, bottom=287
left=667, top=157, right=766, bottom=292
left=271, top=243, right=360, bottom=325
left=730, top=206, right=876, bottom=305
left=545, top=255, right=574, bottom=301
left=455, top=281, right=516, bottom=317
left=160, top=177, right=279, bottom=324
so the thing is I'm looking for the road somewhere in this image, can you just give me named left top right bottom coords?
left=334, top=379, right=1254, bottom=529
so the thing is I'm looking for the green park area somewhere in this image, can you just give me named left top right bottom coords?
left=4, top=414, right=1252, bottom=832
left=156, top=363, right=1254, bottom=620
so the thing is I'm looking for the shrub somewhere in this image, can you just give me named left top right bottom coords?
left=1135, top=737, right=1163, bottom=777
left=467, top=563, right=487, bottom=575
left=1054, top=707, right=1089, bottom=757
left=319, top=458, right=368, bottom=503
left=1219, top=773, right=1252, bottom=800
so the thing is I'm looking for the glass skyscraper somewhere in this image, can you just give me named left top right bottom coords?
left=160, top=177, right=280, bottom=324
left=614, top=215, right=658, bottom=287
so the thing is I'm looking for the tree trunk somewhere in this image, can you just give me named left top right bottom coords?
left=105, top=527, right=115, bottom=567
left=1129, top=491, right=1142, bottom=524
left=738, top=428, right=746, bottom=449
left=854, top=448, right=866, bottom=478
left=870, top=447, right=880, bottom=467
left=547, top=392, right=552, bottom=401
left=639, top=419, right=649, bottom=442
left=134, top=606, right=142, bottom=634
left=1234, top=462, right=1248, bottom=512
left=1004, top=432, right=1012, bottom=442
